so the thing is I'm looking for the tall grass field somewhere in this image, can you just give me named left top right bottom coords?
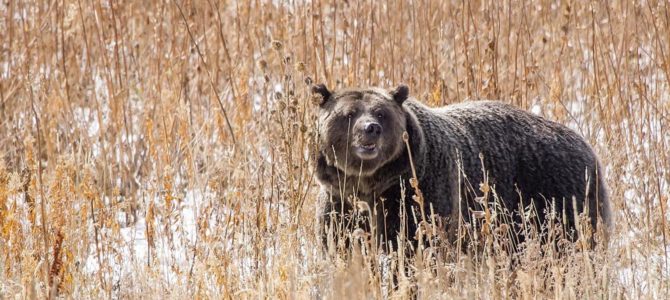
left=0, top=0, right=668, bottom=298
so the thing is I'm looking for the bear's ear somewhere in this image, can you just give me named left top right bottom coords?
left=390, top=84, right=409, bottom=105
left=311, top=84, right=332, bottom=106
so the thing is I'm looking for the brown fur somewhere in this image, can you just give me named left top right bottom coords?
left=312, top=84, right=610, bottom=252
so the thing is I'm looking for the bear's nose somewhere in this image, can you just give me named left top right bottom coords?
left=364, top=122, right=382, bottom=136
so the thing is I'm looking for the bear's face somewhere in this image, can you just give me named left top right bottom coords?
left=313, top=84, right=410, bottom=177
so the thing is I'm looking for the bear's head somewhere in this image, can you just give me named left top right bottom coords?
left=312, top=84, right=410, bottom=177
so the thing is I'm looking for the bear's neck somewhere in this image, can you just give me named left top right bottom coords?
left=316, top=134, right=425, bottom=198
left=316, top=149, right=418, bottom=198
left=366, top=146, right=422, bottom=194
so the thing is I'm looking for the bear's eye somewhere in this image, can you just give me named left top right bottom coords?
left=376, top=112, right=384, bottom=119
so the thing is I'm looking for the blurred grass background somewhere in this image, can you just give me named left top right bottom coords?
left=0, top=0, right=668, bottom=298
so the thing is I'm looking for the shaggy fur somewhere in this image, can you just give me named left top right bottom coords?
left=313, top=84, right=611, bottom=251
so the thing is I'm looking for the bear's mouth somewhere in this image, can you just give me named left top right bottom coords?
left=360, top=143, right=376, bottom=150
left=354, top=143, right=378, bottom=160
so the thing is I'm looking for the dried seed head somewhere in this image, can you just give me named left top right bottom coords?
left=271, top=40, right=283, bottom=51
left=257, top=59, right=268, bottom=70
left=295, top=62, right=306, bottom=72
left=277, top=101, right=286, bottom=111
left=479, top=182, right=490, bottom=194
left=472, top=210, right=486, bottom=219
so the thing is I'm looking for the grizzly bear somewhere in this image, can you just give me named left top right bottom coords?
left=312, top=84, right=610, bottom=252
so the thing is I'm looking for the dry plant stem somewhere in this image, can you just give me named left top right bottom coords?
left=207, top=0, right=239, bottom=112
left=402, top=131, right=426, bottom=228
left=0, top=1, right=668, bottom=298
left=21, top=10, right=51, bottom=291
left=172, top=0, right=237, bottom=147
left=30, top=90, right=50, bottom=296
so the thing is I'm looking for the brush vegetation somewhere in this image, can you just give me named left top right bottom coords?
left=0, top=0, right=668, bottom=298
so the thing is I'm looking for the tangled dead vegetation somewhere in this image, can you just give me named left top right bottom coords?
left=0, top=0, right=668, bottom=298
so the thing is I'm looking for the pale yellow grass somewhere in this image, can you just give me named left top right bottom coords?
left=0, top=0, right=668, bottom=299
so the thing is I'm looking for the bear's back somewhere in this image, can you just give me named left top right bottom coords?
left=406, top=99, right=609, bottom=232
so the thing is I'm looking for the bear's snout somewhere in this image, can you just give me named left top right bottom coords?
left=363, top=121, right=382, bottom=137
left=352, top=120, right=383, bottom=160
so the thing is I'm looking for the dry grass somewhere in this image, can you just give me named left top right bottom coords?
left=0, top=0, right=668, bottom=298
